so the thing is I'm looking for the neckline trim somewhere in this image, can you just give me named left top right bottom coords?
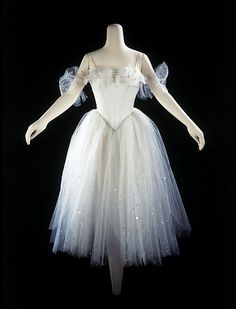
left=88, top=66, right=144, bottom=78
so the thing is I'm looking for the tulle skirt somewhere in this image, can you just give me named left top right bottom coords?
left=49, top=108, right=191, bottom=266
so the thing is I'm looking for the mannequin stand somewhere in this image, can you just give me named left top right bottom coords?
left=107, top=232, right=124, bottom=295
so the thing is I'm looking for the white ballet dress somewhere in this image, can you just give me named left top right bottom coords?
left=49, top=52, right=191, bottom=267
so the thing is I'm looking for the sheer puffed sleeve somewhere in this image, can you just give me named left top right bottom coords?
left=59, top=66, right=89, bottom=107
left=137, top=62, right=169, bottom=100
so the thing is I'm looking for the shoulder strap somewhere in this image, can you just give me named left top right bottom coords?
left=140, top=53, right=144, bottom=72
left=134, top=52, right=140, bottom=69
left=89, top=52, right=97, bottom=69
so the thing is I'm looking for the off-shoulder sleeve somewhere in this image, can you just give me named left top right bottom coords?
left=137, top=62, right=169, bottom=100
left=59, top=66, right=89, bottom=107
left=73, top=69, right=89, bottom=86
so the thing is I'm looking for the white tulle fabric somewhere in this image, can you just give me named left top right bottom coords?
left=49, top=67, right=191, bottom=266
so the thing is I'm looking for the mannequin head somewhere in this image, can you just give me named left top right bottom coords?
left=105, top=23, right=125, bottom=48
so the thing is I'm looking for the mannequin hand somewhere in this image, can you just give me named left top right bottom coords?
left=187, top=123, right=205, bottom=151
left=25, top=118, right=48, bottom=145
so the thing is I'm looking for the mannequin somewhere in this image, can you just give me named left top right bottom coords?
left=25, top=24, right=204, bottom=149
left=25, top=24, right=205, bottom=295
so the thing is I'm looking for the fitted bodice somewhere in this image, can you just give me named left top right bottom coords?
left=88, top=67, right=145, bottom=130
left=59, top=52, right=169, bottom=129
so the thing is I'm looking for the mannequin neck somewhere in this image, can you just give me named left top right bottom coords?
left=104, top=24, right=127, bottom=51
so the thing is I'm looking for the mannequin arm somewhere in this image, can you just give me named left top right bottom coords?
left=25, top=55, right=89, bottom=145
left=141, top=54, right=205, bottom=150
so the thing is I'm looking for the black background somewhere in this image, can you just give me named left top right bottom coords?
left=3, top=0, right=234, bottom=308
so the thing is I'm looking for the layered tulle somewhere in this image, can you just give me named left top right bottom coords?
left=49, top=108, right=191, bottom=266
